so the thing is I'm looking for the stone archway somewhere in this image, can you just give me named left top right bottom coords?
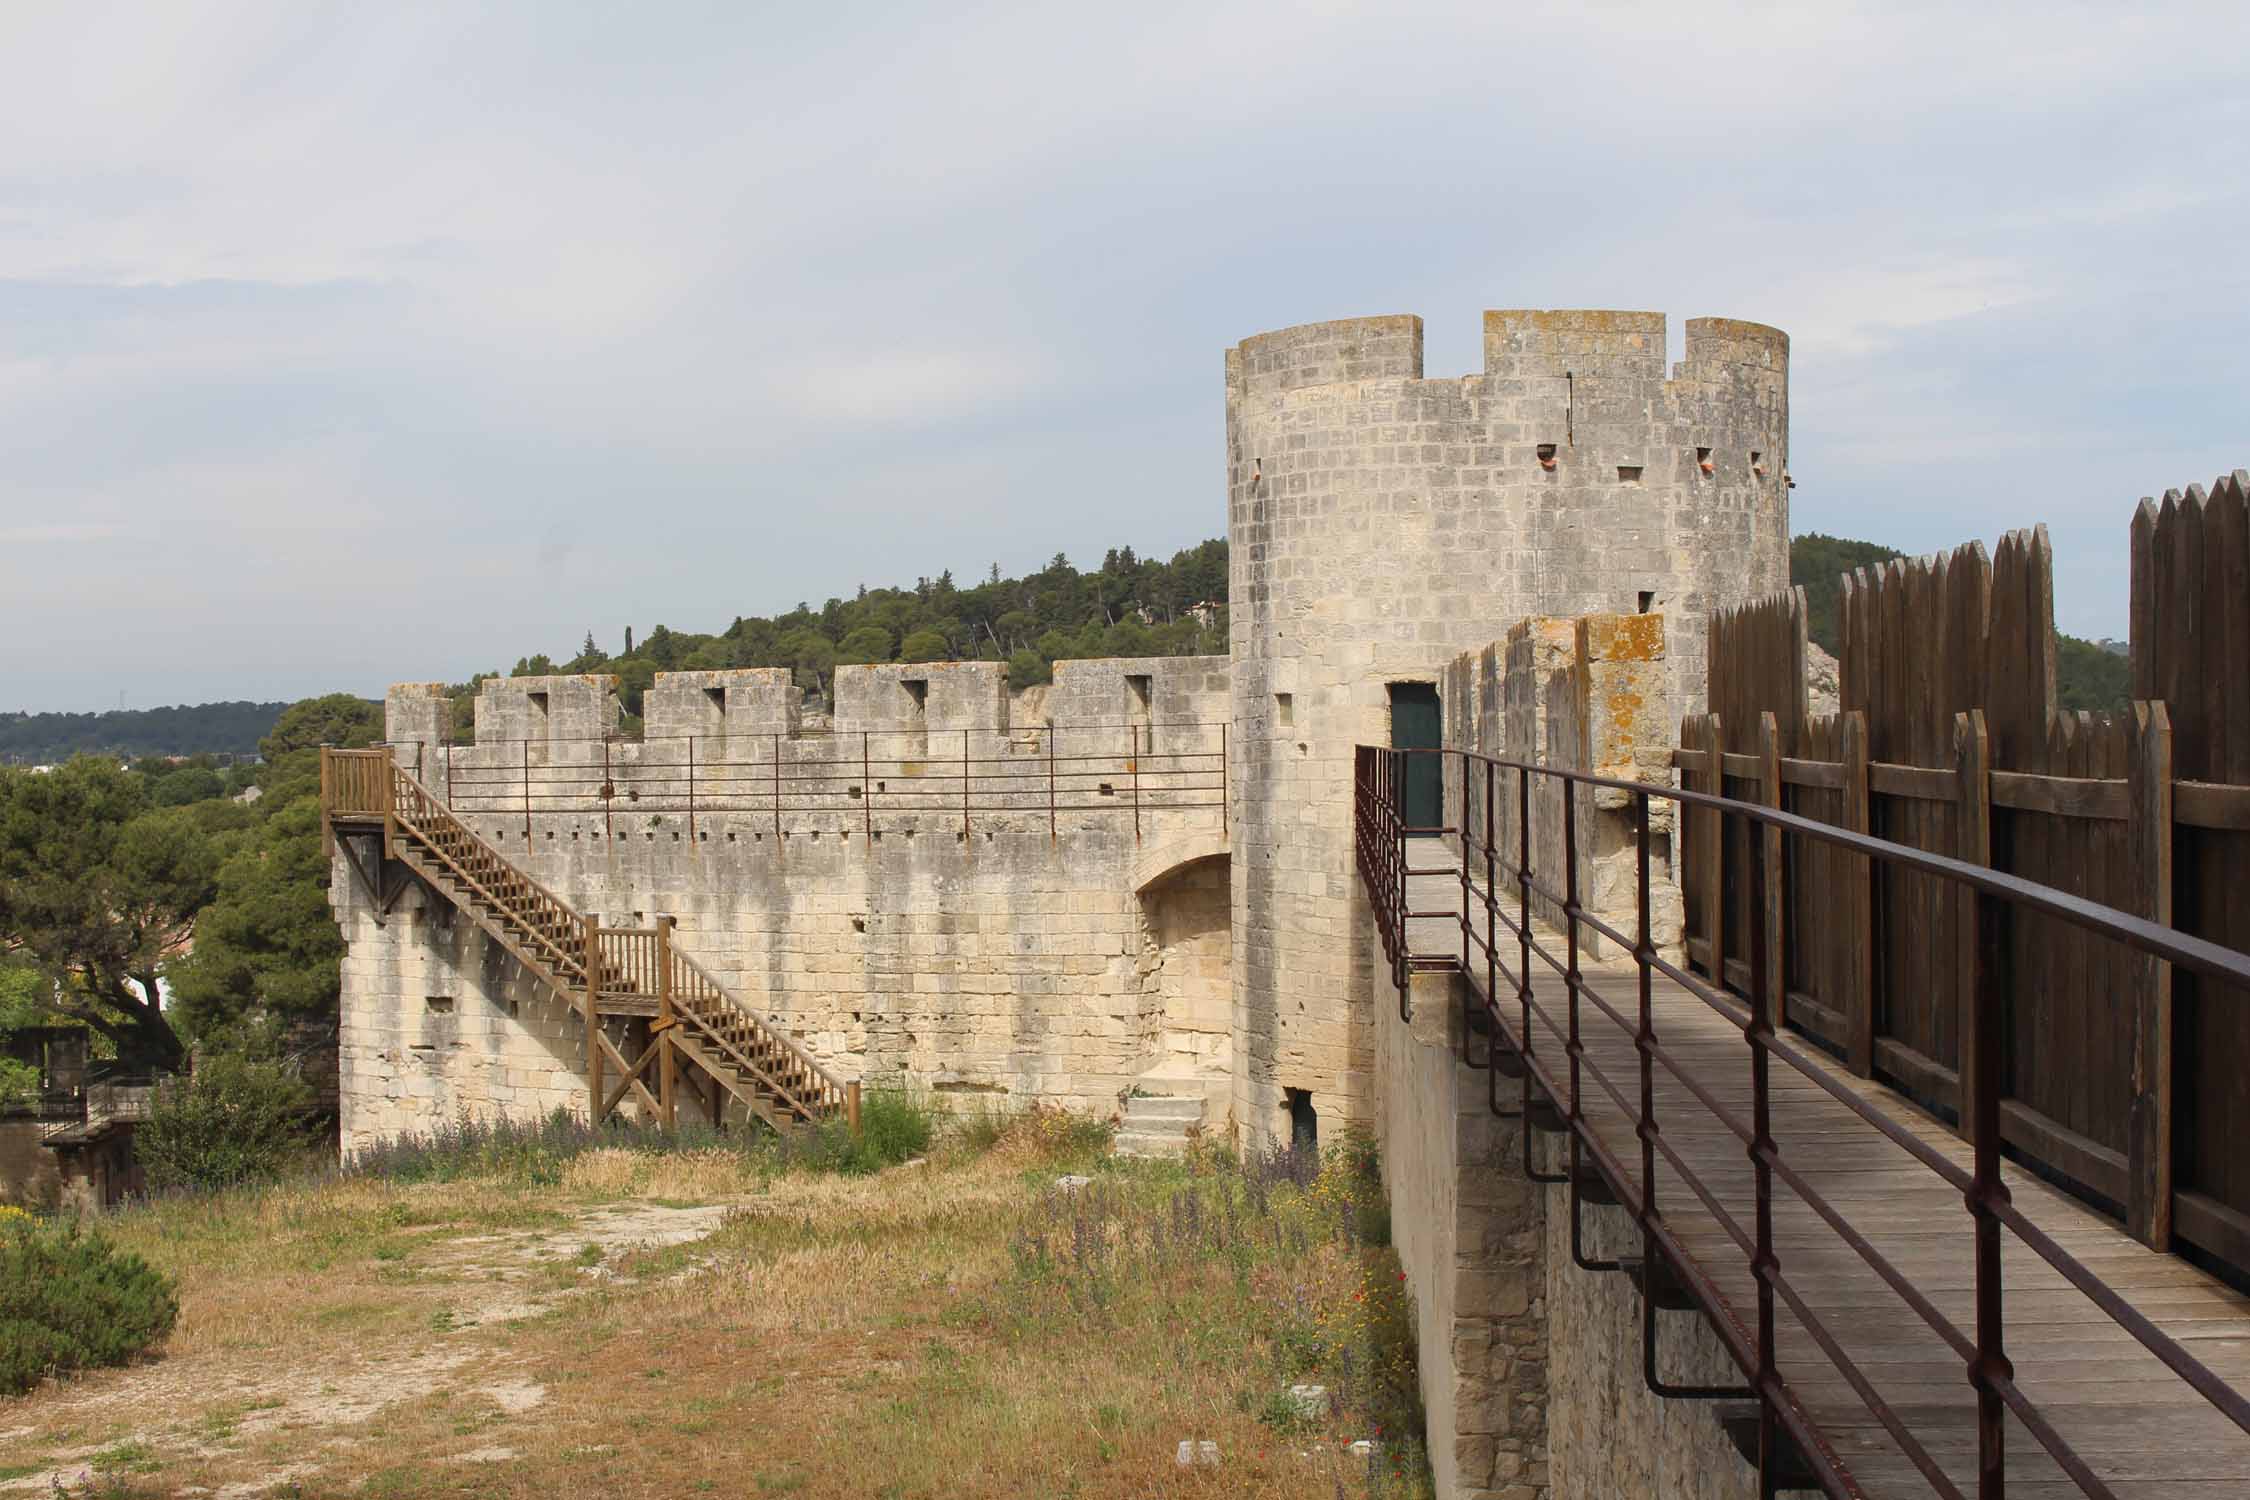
left=1132, top=851, right=1232, bottom=1103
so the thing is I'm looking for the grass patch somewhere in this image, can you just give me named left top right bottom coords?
left=0, top=1110, right=1430, bottom=1498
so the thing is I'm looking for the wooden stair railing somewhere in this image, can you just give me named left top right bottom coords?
left=321, top=748, right=854, bottom=1135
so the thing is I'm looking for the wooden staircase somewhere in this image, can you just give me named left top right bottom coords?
left=321, top=748, right=853, bottom=1135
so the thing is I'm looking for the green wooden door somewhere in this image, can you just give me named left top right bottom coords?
left=1388, top=683, right=1442, bottom=833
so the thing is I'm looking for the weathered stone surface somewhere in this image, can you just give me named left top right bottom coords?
left=1228, top=310, right=1787, bottom=1147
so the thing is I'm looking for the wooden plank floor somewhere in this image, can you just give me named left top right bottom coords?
left=1403, top=871, right=2250, bottom=1497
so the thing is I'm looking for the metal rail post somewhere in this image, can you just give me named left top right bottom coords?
left=1746, top=805, right=1781, bottom=1494
left=1969, top=888, right=2013, bottom=1497
left=1131, top=724, right=1142, bottom=845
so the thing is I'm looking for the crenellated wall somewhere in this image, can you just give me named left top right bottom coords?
left=340, top=309, right=1786, bottom=1161
left=1227, top=310, right=1785, bottom=1147
left=335, top=660, right=1231, bottom=1150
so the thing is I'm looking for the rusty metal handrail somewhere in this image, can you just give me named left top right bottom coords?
left=356, top=725, right=1229, bottom=844
left=1353, top=740, right=2250, bottom=1500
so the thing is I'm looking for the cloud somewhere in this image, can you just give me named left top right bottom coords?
left=0, top=0, right=2243, bottom=708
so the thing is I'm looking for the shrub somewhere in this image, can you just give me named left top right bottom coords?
left=0, top=1218, right=178, bottom=1394
left=351, top=1089, right=937, bottom=1185
left=782, top=1087, right=935, bottom=1176
left=137, top=1053, right=317, bottom=1192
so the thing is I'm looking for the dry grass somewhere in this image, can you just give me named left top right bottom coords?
left=0, top=1120, right=1431, bottom=1500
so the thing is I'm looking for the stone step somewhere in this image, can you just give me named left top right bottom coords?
left=1119, top=1115, right=1194, bottom=1142
left=1123, top=1096, right=1204, bottom=1123
left=1113, top=1129, right=1194, bottom=1158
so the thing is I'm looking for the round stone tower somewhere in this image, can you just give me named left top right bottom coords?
left=1224, top=309, right=1790, bottom=1146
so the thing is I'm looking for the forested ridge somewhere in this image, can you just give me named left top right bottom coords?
left=449, top=540, right=1231, bottom=734
left=0, top=702, right=285, bottom=765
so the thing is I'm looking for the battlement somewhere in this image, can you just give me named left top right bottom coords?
left=1228, top=310, right=1788, bottom=440
left=1227, top=315, right=1424, bottom=398
left=644, top=668, right=800, bottom=739
left=471, top=674, right=621, bottom=743
left=384, top=655, right=1233, bottom=751
left=1484, top=309, right=1669, bottom=380
left=832, top=661, right=1007, bottom=734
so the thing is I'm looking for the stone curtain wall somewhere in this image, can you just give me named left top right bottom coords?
left=334, top=880, right=591, bottom=1152
left=1543, top=1189, right=1756, bottom=1499
left=1228, top=311, right=1786, bottom=1147
left=1373, top=960, right=1549, bottom=1500
left=338, top=660, right=1231, bottom=1147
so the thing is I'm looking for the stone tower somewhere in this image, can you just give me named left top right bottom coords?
left=1224, top=310, right=1790, bottom=1146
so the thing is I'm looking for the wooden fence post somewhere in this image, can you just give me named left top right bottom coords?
left=381, top=750, right=397, bottom=863
left=846, top=1081, right=863, bottom=1140
left=1701, top=714, right=1726, bottom=985
left=656, top=916, right=678, bottom=1131
left=1841, top=710, right=1875, bottom=1077
left=1954, top=709, right=1993, bottom=1135
left=2127, top=700, right=2174, bottom=1249
left=583, top=915, right=604, bottom=1125
left=1760, top=712, right=1785, bottom=1024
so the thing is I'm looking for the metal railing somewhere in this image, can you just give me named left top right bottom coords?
left=1353, top=739, right=2250, bottom=1499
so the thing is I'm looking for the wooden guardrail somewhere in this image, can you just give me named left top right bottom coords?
left=1684, top=475, right=2250, bottom=1277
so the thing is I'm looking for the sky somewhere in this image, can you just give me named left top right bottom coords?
left=1, top=1, right=2243, bottom=713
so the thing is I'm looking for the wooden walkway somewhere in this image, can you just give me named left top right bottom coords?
left=1406, top=874, right=2250, bottom=1497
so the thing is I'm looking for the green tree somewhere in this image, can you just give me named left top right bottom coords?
left=168, top=795, right=343, bottom=1050
left=2057, top=636, right=2131, bottom=713
left=836, top=626, right=893, bottom=665
left=0, top=760, right=219, bottom=1068
left=258, top=694, right=383, bottom=762
left=151, top=764, right=225, bottom=806
left=136, top=1052, right=316, bottom=1190
left=1790, top=534, right=1903, bottom=655
left=897, top=629, right=949, bottom=663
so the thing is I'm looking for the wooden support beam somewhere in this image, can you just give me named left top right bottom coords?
left=657, top=917, right=678, bottom=1130
left=1840, top=711, right=1875, bottom=1077
left=2127, top=700, right=2174, bottom=1249
left=583, top=914, right=604, bottom=1124
left=597, top=1030, right=663, bottom=1120
left=1701, top=714, right=1726, bottom=987
left=846, top=1080, right=862, bottom=1140
left=1953, top=709, right=1992, bottom=1137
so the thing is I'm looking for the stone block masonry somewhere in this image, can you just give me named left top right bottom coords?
left=1373, top=953, right=1758, bottom=1500
left=1229, top=311, right=1784, bottom=1149
left=339, top=307, right=1786, bottom=1168
left=335, top=658, right=1234, bottom=1151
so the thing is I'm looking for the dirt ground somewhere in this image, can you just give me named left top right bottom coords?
left=0, top=1142, right=1429, bottom=1500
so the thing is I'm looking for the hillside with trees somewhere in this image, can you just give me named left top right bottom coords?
left=444, top=541, right=1230, bottom=736
left=0, top=701, right=285, bottom=765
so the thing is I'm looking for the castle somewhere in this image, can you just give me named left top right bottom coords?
left=331, top=310, right=1789, bottom=1152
